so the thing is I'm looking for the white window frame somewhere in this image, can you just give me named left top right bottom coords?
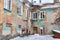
left=17, top=6, right=21, bottom=16
left=4, top=0, right=12, bottom=11
left=39, top=11, right=45, bottom=19
left=31, top=12, right=38, bottom=20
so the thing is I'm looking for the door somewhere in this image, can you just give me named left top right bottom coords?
left=33, top=27, right=38, bottom=34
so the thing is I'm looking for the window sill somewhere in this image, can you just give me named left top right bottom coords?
left=39, top=19, right=44, bottom=21
left=18, top=15, right=22, bottom=16
left=30, top=18, right=44, bottom=21
left=30, top=19, right=38, bottom=22
left=4, top=8, right=11, bottom=13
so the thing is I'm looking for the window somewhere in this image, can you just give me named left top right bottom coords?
left=4, top=0, right=12, bottom=10
left=25, top=8, right=28, bottom=17
left=18, top=25, right=21, bottom=28
left=33, top=13, right=37, bottom=18
left=32, top=12, right=38, bottom=20
left=6, top=23, right=12, bottom=27
left=32, top=0, right=42, bottom=5
left=39, top=11, right=45, bottom=19
left=17, top=6, right=21, bottom=16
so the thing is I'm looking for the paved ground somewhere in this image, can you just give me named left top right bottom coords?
left=0, top=33, right=19, bottom=40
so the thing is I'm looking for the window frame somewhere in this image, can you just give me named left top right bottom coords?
left=39, top=11, right=45, bottom=19
left=4, top=0, right=12, bottom=11
left=31, top=12, right=38, bottom=20
left=17, top=6, right=21, bottom=16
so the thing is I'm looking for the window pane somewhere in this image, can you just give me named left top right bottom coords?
left=43, top=12, right=44, bottom=18
left=33, top=13, right=37, bottom=18
left=8, top=0, right=11, bottom=10
left=4, top=0, right=12, bottom=10
left=41, top=12, right=42, bottom=18
left=40, top=11, right=45, bottom=19
left=4, top=0, right=9, bottom=9
left=17, top=6, right=21, bottom=16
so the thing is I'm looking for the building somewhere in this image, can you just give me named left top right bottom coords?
left=29, top=0, right=60, bottom=34
left=0, top=0, right=60, bottom=36
left=0, top=0, right=31, bottom=36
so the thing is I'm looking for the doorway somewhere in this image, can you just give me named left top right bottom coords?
left=33, top=27, right=38, bottom=34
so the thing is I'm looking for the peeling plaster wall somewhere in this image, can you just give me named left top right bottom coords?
left=34, top=7, right=60, bottom=34
left=2, top=0, right=23, bottom=35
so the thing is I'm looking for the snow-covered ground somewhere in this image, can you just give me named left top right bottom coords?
left=10, top=34, right=55, bottom=40
left=55, top=39, right=60, bottom=40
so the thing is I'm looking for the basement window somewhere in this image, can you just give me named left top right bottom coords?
left=33, top=13, right=37, bottom=18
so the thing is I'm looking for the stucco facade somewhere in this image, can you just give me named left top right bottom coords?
left=0, top=0, right=31, bottom=35
left=30, top=7, right=60, bottom=34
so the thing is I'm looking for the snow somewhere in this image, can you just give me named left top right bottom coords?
left=53, top=30, right=60, bottom=33
left=10, top=34, right=54, bottom=40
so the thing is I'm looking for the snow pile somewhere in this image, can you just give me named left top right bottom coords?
left=10, top=34, right=54, bottom=40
